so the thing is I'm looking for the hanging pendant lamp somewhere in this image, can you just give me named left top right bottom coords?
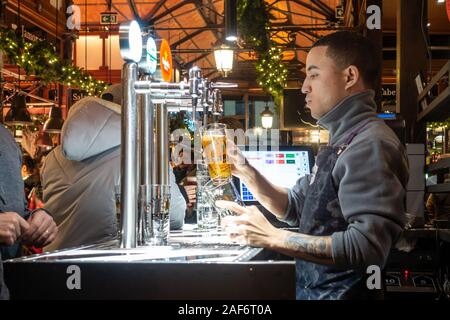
left=4, top=94, right=33, bottom=126
left=43, top=106, right=64, bottom=133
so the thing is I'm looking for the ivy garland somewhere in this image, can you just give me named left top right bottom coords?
left=237, top=0, right=288, bottom=108
left=427, top=119, right=450, bottom=130
left=0, top=28, right=108, bottom=96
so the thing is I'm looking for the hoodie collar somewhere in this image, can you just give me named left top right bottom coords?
left=316, top=90, right=378, bottom=146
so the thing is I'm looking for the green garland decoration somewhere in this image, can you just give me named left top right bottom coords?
left=238, top=0, right=288, bottom=108
left=427, top=119, right=450, bottom=130
left=0, top=28, right=108, bottom=96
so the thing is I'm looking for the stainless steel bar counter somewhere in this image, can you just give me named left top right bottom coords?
left=3, top=225, right=295, bottom=299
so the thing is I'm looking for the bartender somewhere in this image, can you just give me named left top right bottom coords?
left=217, top=31, right=409, bottom=300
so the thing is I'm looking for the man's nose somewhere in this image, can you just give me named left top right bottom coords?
left=301, top=79, right=310, bottom=94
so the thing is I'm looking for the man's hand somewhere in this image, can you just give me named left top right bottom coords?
left=0, top=212, right=30, bottom=246
left=21, top=210, right=58, bottom=248
left=225, top=139, right=252, bottom=180
left=216, top=200, right=282, bottom=248
left=216, top=200, right=334, bottom=265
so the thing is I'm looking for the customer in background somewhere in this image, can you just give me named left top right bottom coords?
left=0, top=126, right=58, bottom=300
left=41, top=85, right=186, bottom=251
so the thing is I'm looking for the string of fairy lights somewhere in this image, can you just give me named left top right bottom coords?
left=238, top=0, right=288, bottom=108
left=255, top=47, right=288, bottom=102
left=0, top=28, right=108, bottom=96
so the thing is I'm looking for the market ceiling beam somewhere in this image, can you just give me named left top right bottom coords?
left=288, top=0, right=332, bottom=19
left=271, top=5, right=330, bottom=22
left=188, top=0, right=221, bottom=68
left=182, top=52, right=211, bottom=68
left=285, top=0, right=294, bottom=25
left=170, top=28, right=208, bottom=49
left=142, top=0, right=166, bottom=22
left=127, top=0, right=142, bottom=23
left=310, top=0, right=336, bottom=18
left=106, top=0, right=129, bottom=21
left=158, top=5, right=212, bottom=68
left=147, top=0, right=195, bottom=25
left=194, top=0, right=220, bottom=41
left=172, top=46, right=311, bottom=54
left=77, top=1, right=155, bottom=6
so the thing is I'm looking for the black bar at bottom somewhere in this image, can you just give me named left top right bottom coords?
left=4, top=261, right=295, bottom=300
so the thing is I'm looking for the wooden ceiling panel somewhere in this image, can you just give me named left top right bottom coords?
left=61, top=0, right=449, bottom=87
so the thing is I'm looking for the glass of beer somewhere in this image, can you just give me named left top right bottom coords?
left=201, top=123, right=232, bottom=185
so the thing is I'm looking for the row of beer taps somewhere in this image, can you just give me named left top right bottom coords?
left=120, top=62, right=237, bottom=248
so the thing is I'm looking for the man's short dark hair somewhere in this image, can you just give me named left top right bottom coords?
left=311, top=31, right=380, bottom=90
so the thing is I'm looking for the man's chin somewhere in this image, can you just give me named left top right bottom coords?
left=306, top=106, right=318, bottom=120
left=310, top=112, right=319, bottom=120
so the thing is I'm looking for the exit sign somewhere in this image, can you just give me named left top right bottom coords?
left=335, top=5, right=344, bottom=19
left=100, top=12, right=118, bottom=24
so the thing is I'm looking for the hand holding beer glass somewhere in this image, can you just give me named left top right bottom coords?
left=201, top=123, right=232, bottom=184
left=201, top=123, right=244, bottom=218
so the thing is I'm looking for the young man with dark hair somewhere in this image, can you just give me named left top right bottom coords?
left=217, top=31, right=409, bottom=300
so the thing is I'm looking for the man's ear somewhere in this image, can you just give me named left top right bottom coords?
left=344, top=65, right=360, bottom=90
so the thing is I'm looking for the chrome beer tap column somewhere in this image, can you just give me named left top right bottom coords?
left=137, top=74, right=154, bottom=245
left=151, top=102, right=171, bottom=245
left=120, top=62, right=139, bottom=249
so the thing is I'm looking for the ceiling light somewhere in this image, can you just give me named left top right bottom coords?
left=43, top=106, right=64, bottom=133
left=260, top=103, right=274, bottom=129
left=4, top=94, right=33, bottom=126
left=214, top=44, right=234, bottom=76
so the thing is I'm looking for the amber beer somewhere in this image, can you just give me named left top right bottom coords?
left=201, top=124, right=231, bottom=183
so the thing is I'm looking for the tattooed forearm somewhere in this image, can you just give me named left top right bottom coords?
left=282, top=233, right=333, bottom=265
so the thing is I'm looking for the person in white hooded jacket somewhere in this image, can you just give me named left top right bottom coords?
left=41, top=92, right=186, bottom=251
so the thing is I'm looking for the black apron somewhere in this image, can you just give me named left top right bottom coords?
left=296, top=120, right=375, bottom=300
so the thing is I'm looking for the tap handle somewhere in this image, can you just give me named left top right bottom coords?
left=212, top=89, right=223, bottom=115
left=189, top=66, right=202, bottom=97
left=211, top=82, right=238, bottom=88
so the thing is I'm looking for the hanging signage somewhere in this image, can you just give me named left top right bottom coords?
left=67, top=89, right=87, bottom=109
left=159, top=39, right=173, bottom=82
left=381, top=84, right=396, bottom=113
left=146, top=37, right=157, bottom=75
left=100, top=12, right=118, bottom=25
left=335, top=5, right=344, bottom=19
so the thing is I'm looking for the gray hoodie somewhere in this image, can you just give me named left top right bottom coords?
left=41, top=97, right=186, bottom=251
left=283, top=90, right=409, bottom=270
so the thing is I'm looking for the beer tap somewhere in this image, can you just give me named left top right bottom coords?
left=211, top=89, right=223, bottom=123
left=211, top=89, right=223, bottom=115
left=201, top=78, right=211, bottom=125
left=189, top=66, right=202, bottom=125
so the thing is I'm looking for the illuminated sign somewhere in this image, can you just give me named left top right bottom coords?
left=146, top=37, right=157, bottom=74
left=100, top=12, right=118, bottom=24
left=159, top=39, right=173, bottom=82
left=119, top=20, right=142, bottom=63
